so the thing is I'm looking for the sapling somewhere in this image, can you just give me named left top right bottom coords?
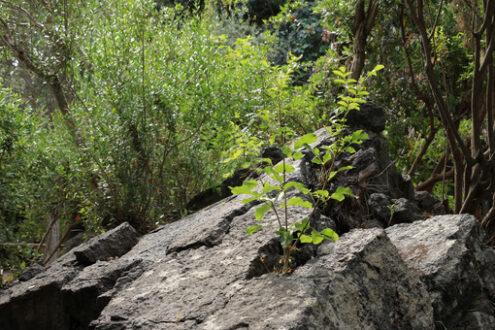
left=230, top=65, right=383, bottom=273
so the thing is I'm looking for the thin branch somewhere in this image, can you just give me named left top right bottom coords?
left=428, top=0, right=444, bottom=40
left=474, top=0, right=494, bottom=36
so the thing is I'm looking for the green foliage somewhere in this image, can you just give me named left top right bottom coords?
left=0, top=83, right=49, bottom=277
left=1, top=0, right=488, bottom=275
left=0, top=0, right=329, bottom=276
left=231, top=138, right=339, bottom=273
left=229, top=65, right=376, bottom=273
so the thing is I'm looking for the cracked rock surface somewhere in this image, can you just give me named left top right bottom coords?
left=387, top=214, right=495, bottom=329
left=1, top=124, right=495, bottom=329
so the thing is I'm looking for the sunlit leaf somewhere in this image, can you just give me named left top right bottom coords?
left=287, top=197, right=312, bottom=208
left=255, top=203, right=272, bottom=220
left=246, top=225, right=263, bottom=235
left=294, top=133, right=317, bottom=149
left=284, top=181, right=309, bottom=194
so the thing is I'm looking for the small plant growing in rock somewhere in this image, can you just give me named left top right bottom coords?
left=231, top=133, right=340, bottom=273
left=230, top=65, right=382, bottom=273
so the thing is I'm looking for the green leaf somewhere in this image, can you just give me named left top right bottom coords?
left=254, top=203, right=272, bottom=220
left=311, top=158, right=323, bottom=165
left=336, top=165, right=353, bottom=173
left=294, top=218, right=310, bottom=231
left=351, top=130, right=368, bottom=143
left=283, top=181, right=309, bottom=194
left=246, top=225, right=263, bottom=235
left=373, top=64, right=385, bottom=72
left=327, top=171, right=337, bottom=181
left=287, top=197, right=313, bottom=208
left=322, top=151, right=332, bottom=164
left=349, top=102, right=360, bottom=110
left=294, top=133, right=317, bottom=149
left=274, top=163, right=295, bottom=173
left=276, top=229, right=294, bottom=248
left=282, top=145, right=292, bottom=157
left=242, top=197, right=258, bottom=204
left=313, top=190, right=329, bottom=198
left=264, top=167, right=283, bottom=183
left=330, top=186, right=356, bottom=202
left=292, top=151, right=304, bottom=160
left=230, top=180, right=258, bottom=195
left=299, top=234, right=312, bottom=243
left=262, top=183, right=281, bottom=194
left=321, top=228, right=339, bottom=241
left=311, top=231, right=324, bottom=245
left=262, top=158, right=273, bottom=165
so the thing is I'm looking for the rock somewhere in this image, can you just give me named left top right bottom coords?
left=0, top=252, right=82, bottom=330
left=368, top=193, right=393, bottom=225
left=414, top=190, right=446, bottom=215
left=198, top=228, right=434, bottom=330
left=17, top=263, right=44, bottom=282
left=60, top=231, right=87, bottom=256
left=2, top=129, right=494, bottom=330
left=346, top=103, right=386, bottom=133
left=390, top=198, right=423, bottom=224
left=61, top=258, right=148, bottom=329
left=73, top=222, right=138, bottom=266
left=386, top=214, right=495, bottom=330
left=260, top=145, right=285, bottom=165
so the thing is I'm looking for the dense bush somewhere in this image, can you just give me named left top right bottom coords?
left=0, top=0, right=326, bottom=277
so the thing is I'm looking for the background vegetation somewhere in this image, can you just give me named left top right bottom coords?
left=1, top=0, right=494, bottom=283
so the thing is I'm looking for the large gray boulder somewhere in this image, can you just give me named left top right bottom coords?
left=387, top=214, right=495, bottom=329
left=89, top=215, right=433, bottom=330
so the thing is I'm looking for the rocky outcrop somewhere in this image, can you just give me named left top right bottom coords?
left=0, top=223, right=140, bottom=330
left=387, top=214, right=495, bottom=329
left=1, top=115, right=494, bottom=329
left=2, top=208, right=494, bottom=329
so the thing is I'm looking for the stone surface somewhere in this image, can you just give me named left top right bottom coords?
left=386, top=214, right=495, bottom=330
left=73, top=222, right=138, bottom=266
left=390, top=197, right=423, bottom=224
left=368, top=192, right=393, bottom=225
left=414, top=190, right=446, bottom=215
left=346, top=103, right=386, bottom=133
left=2, top=129, right=494, bottom=330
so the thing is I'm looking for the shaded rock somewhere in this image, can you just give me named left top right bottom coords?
left=390, top=198, right=423, bottom=224
left=0, top=253, right=81, bottom=330
left=386, top=214, right=495, bottom=330
left=260, top=145, right=285, bottom=165
left=414, top=190, right=446, bottom=215
left=73, top=222, right=138, bottom=266
left=62, top=258, right=148, bottom=329
left=62, top=232, right=86, bottom=253
left=346, top=103, right=386, bottom=133
left=185, top=168, right=251, bottom=213
left=306, top=127, right=415, bottom=231
left=18, top=262, right=44, bottom=282
left=368, top=192, right=393, bottom=225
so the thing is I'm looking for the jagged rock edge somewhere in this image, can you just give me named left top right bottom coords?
left=167, top=200, right=262, bottom=255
